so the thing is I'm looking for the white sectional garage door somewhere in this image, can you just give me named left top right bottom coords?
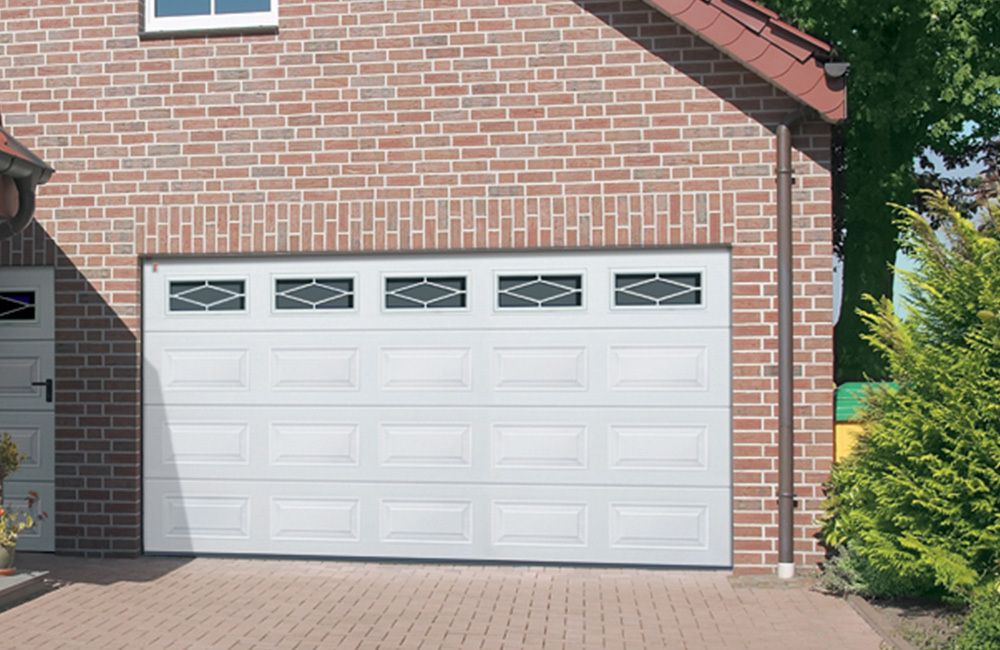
left=142, top=250, right=732, bottom=566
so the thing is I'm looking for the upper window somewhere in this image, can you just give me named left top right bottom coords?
left=144, top=0, right=277, bottom=35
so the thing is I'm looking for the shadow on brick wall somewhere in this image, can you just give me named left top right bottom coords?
left=1, top=220, right=144, bottom=560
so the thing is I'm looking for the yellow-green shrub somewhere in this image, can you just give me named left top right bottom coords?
left=821, top=192, right=1000, bottom=599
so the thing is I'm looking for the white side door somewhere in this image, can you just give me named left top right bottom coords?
left=0, top=267, right=55, bottom=551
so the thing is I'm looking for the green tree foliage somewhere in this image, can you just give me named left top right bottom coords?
left=820, top=193, right=1000, bottom=598
left=760, top=0, right=1000, bottom=381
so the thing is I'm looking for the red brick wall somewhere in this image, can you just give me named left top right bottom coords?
left=0, top=0, right=835, bottom=570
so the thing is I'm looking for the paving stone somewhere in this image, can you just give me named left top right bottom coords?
left=1, top=554, right=882, bottom=649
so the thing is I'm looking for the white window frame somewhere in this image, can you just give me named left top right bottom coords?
left=144, top=0, right=278, bottom=35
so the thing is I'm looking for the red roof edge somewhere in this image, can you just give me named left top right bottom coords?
left=642, top=0, right=847, bottom=123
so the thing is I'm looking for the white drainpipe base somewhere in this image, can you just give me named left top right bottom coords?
left=777, top=563, right=796, bottom=579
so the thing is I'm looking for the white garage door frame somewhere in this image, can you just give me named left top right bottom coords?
left=142, top=248, right=732, bottom=566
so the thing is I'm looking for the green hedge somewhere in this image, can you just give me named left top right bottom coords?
left=953, top=583, right=1000, bottom=649
left=821, top=193, right=1000, bottom=599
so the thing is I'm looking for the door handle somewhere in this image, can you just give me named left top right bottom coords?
left=31, top=379, right=53, bottom=403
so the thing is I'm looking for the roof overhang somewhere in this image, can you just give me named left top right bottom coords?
left=642, top=0, right=847, bottom=123
left=0, top=121, right=54, bottom=241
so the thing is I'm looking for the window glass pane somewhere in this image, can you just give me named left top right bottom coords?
left=170, top=280, right=246, bottom=312
left=614, top=273, right=701, bottom=306
left=0, top=291, right=36, bottom=321
left=155, top=0, right=211, bottom=17
left=498, top=275, right=582, bottom=308
left=216, top=0, right=270, bottom=13
left=385, top=277, right=466, bottom=309
left=275, top=278, right=354, bottom=310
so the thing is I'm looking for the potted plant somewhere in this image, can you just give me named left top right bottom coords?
left=0, top=433, right=47, bottom=575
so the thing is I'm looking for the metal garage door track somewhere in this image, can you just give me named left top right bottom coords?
left=1, top=554, right=882, bottom=649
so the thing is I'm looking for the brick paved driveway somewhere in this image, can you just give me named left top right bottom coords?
left=1, top=554, right=882, bottom=649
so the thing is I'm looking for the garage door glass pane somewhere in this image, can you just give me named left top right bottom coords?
left=275, top=278, right=354, bottom=310
left=498, top=275, right=582, bottom=308
left=169, top=280, right=246, bottom=312
left=385, top=277, right=466, bottom=309
left=0, top=292, right=36, bottom=321
left=615, top=273, right=701, bottom=306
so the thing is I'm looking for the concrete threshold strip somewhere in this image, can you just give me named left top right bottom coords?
left=0, top=571, right=48, bottom=611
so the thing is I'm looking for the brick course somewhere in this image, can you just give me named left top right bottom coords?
left=0, top=0, right=835, bottom=571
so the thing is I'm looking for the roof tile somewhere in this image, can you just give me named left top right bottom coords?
left=642, top=0, right=847, bottom=122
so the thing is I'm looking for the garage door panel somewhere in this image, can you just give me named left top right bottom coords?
left=145, top=479, right=731, bottom=565
left=145, top=328, right=729, bottom=407
left=143, top=250, right=733, bottom=567
left=145, top=406, right=729, bottom=487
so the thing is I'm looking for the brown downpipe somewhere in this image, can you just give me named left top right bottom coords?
left=777, top=109, right=804, bottom=579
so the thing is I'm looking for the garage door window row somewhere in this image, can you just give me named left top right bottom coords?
left=167, top=271, right=703, bottom=314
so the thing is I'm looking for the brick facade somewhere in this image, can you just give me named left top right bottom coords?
left=0, top=0, right=835, bottom=571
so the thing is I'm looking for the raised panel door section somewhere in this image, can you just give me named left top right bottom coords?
left=268, top=422, right=359, bottom=467
left=380, top=500, right=473, bottom=544
left=161, top=421, right=250, bottom=466
left=379, top=347, right=473, bottom=391
left=269, top=348, right=359, bottom=392
left=491, top=424, right=588, bottom=469
left=378, top=423, right=473, bottom=467
left=270, top=498, right=361, bottom=542
left=0, top=342, right=54, bottom=410
left=492, top=347, right=588, bottom=391
left=161, top=348, right=250, bottom=392
left=0, top=412, right=52, bottom=482
left=492, top=502, right=588, bottom=547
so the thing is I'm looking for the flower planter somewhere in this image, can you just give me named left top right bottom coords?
left=0, top=544, right=14, bottom=576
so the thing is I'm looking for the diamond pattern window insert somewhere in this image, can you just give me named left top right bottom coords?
left=169, top=280, right=246, bottom=312
left=614, top=273, right=702, bottom=306
left=275, top=278, right=354, bottom=311
left=385, top=276, right=467, bottom=309
left=498, top=275, right=583, bottom=308
left=0, top=291, right=35, bottom=321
